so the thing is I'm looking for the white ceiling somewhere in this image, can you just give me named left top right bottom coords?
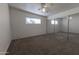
left=9, top=3, right=79, bottom=16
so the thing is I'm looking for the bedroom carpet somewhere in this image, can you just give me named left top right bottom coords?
left=7, top=32, right=79, bottom=55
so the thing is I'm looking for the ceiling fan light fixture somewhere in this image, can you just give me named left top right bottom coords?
left=42, top=8, right=46, bottom=12
left=69, top=16, right=72, bottom=20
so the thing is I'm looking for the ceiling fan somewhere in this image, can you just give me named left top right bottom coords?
left=38, top=3, right=50, bottom=13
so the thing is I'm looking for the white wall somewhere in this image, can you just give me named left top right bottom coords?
left=61, top=13, right=79, bottom=33
left=10, top=7, right=46, bottom=39
left=69, top=14, right=79, bottom=33
left=0, top=4, right=11, bottom=54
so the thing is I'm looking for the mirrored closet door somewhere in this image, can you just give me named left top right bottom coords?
left=54, top=17, right=68, bottom=40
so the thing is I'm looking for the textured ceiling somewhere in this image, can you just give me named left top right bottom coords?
left=9, top=3, right=79, bottom=16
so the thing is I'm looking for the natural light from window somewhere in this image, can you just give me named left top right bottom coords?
left=51, top=20, right=58, bottom=24
left=26, top=17, right=41, bottom=24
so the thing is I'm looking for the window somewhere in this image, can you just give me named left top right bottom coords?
left=26, top=17, right=41, bottom=24
left=51, top=20, right=58, bottom=24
